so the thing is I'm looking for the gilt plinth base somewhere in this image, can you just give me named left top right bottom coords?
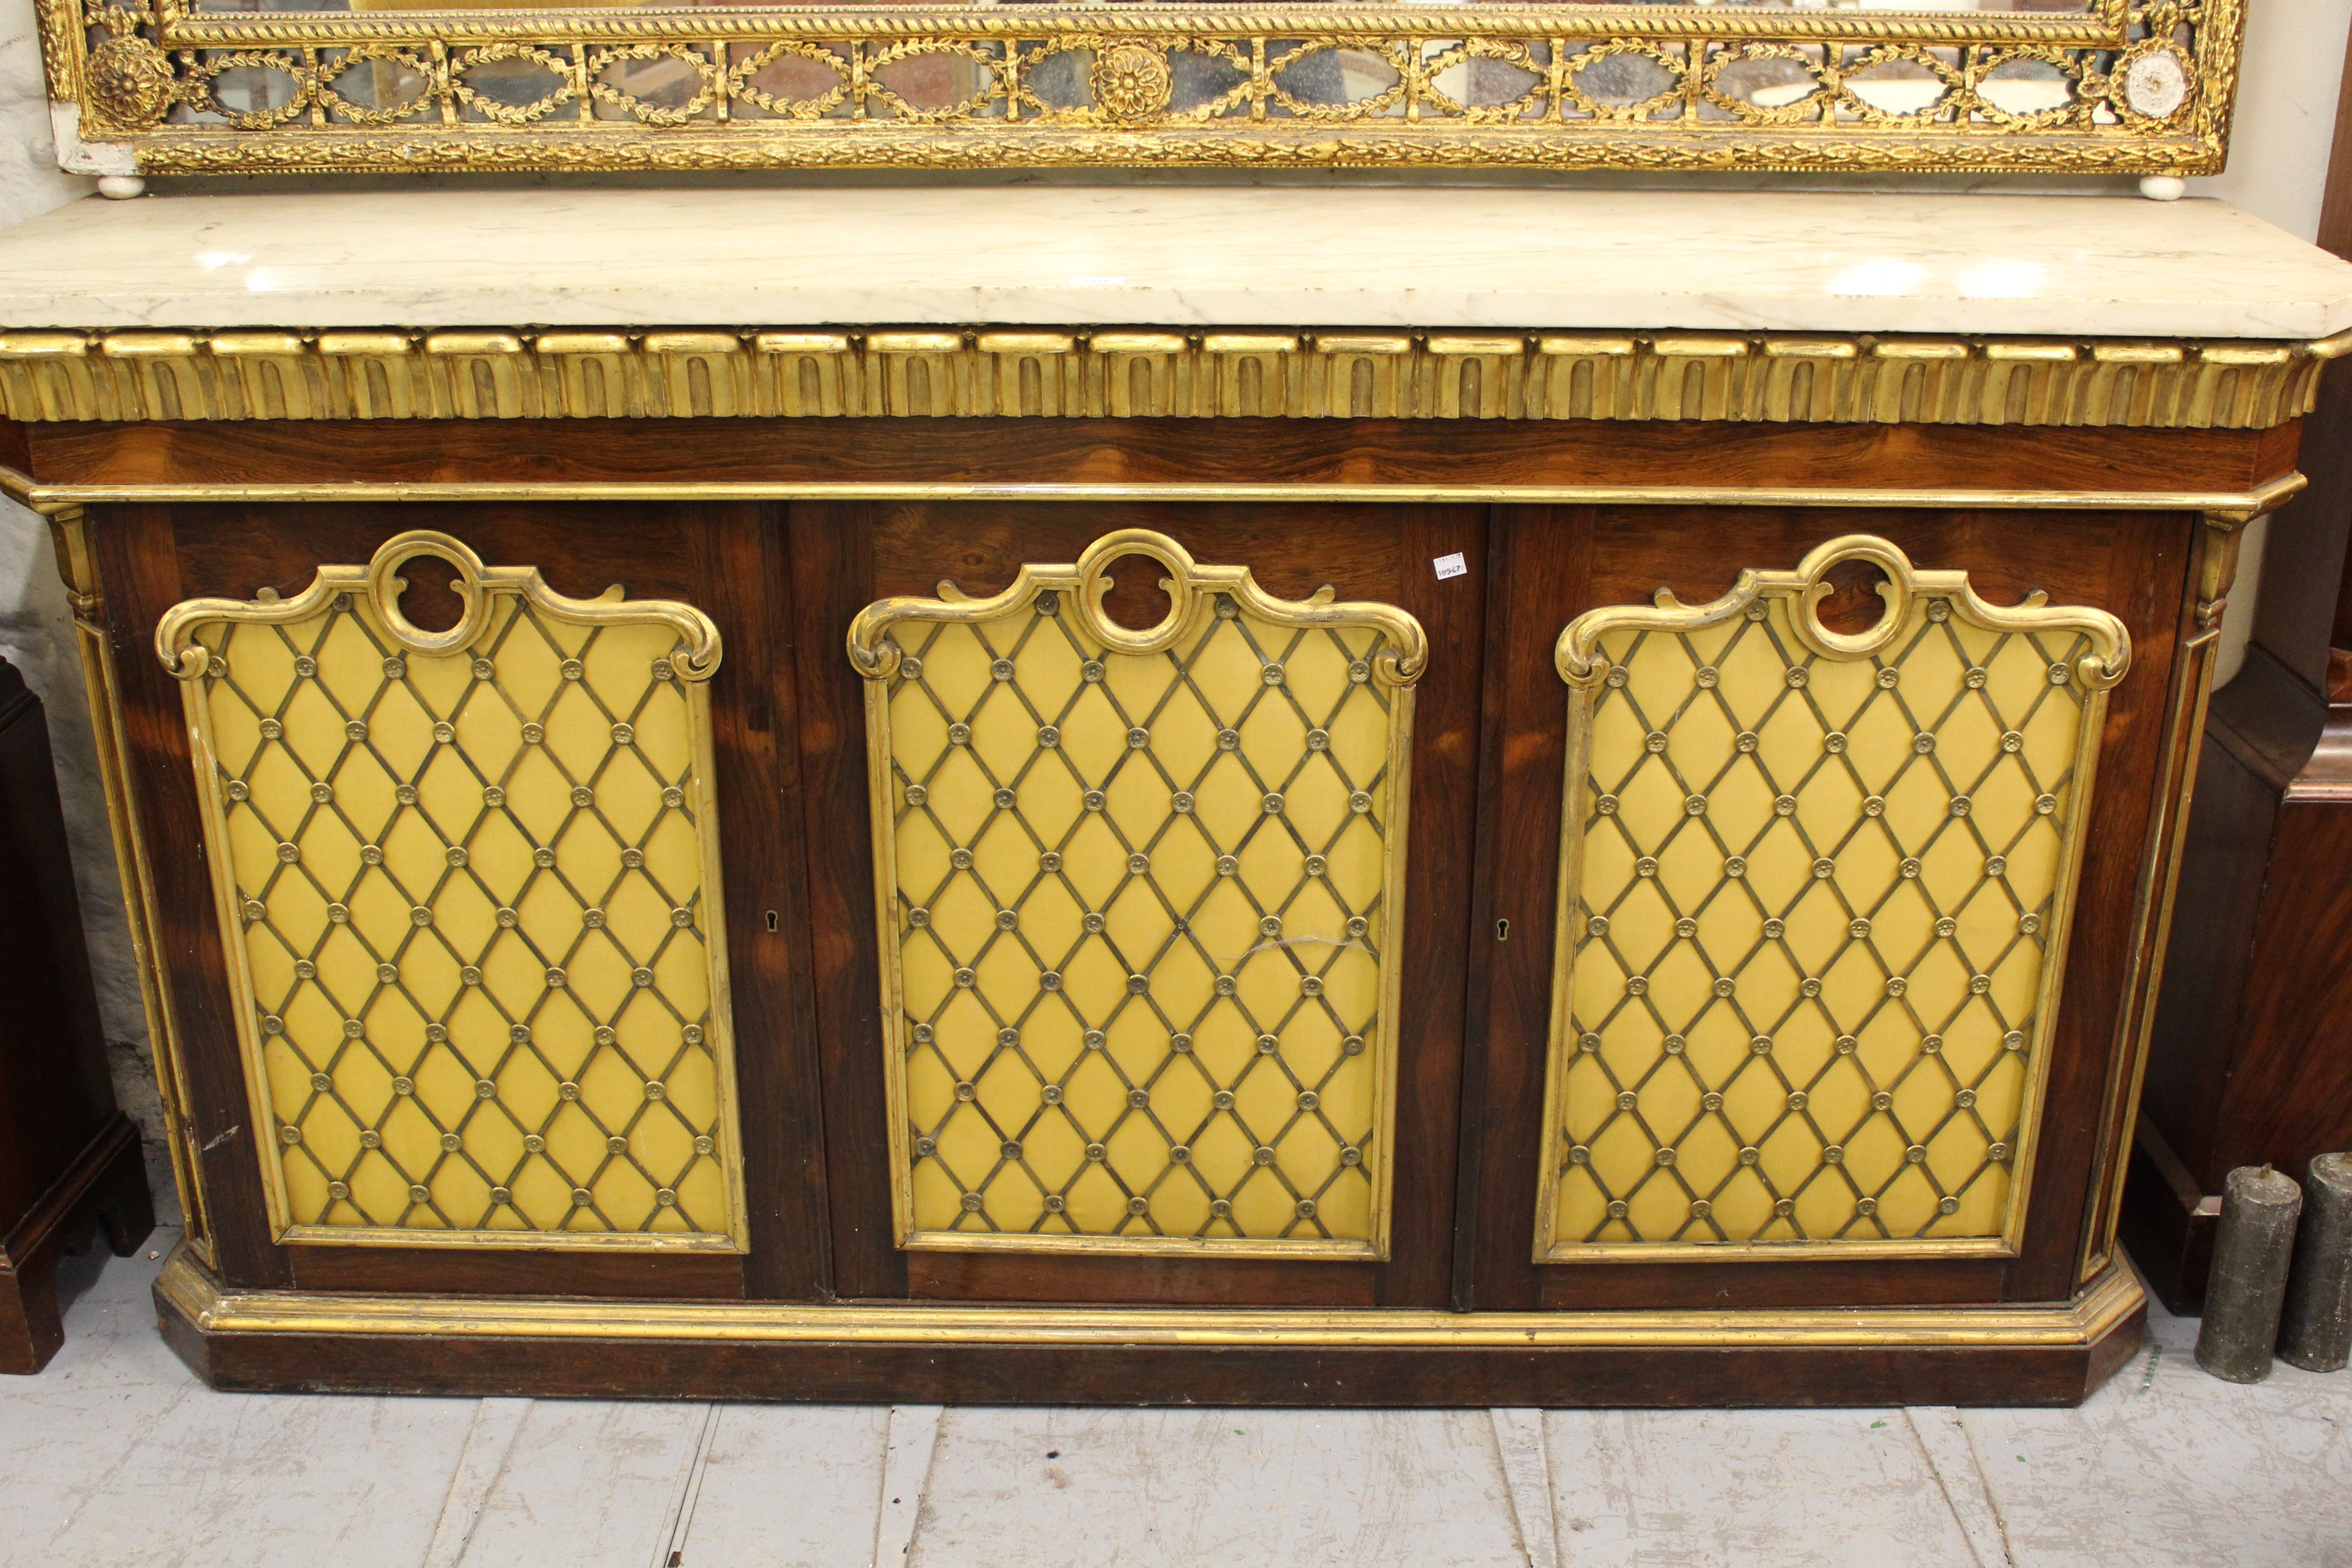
left=153, top=1247, right=2147, bottom=1408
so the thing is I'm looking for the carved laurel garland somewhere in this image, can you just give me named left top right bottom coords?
left=50, top=0, right=2243, bottom=174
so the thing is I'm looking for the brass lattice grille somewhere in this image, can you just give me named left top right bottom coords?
left=157, top=531, right=745, bottom=1250
left=850, top=528, right=1426, bottom=1258
left=1537, top=536, right=2128, bottom=1261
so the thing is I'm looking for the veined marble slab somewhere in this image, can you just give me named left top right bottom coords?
left=3, top=187, right=2351, bottom=340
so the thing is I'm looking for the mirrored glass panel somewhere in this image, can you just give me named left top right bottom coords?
left=56, top=0, right=2221, bottom=175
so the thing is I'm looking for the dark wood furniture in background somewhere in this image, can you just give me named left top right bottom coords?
left=0, top=655, right=153, bottom=1372
left=2125, top=41, right=2352, bottom=1314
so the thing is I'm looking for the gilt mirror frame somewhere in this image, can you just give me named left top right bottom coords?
left=52, top=0, right=2237, bottom=177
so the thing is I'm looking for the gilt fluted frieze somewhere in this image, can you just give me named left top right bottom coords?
left=2, top=324, right=2343, bottom=430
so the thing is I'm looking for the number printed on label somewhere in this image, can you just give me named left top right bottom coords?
left=1432, top=552, right=1469, bottom=581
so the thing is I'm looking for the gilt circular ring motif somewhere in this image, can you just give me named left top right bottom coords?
left=89, top=36, right=177, bottom=129
left=1092, top=43, right=1173, bottom=122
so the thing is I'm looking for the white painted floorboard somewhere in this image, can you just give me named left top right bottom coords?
left=0, top=1239, right=477, bottom=1568
left=1541, top=1407, right=1983, bottom=1568
left=911, top=1406, right=1527, bottom=1568
left=1964, top=1305, right=2352, bottom=1568
left=452, top=1397, right=714, bottom=1567
left=678, top=1404, right=894, bottom=1568
left=420, top=1399, right=532, bottom=1568
left=3, top=1233, right=2348, bottom=1568
left=1490, top=1408, right=1563, bottom=1568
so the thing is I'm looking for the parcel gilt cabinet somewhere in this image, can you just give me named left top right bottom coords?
left=13, top=180, right=2351, bottom=1410
left=27, top=393, right=2302, bottom=1407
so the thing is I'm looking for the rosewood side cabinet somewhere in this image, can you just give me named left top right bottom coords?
left=8, top=188, right=2350, bottom=1408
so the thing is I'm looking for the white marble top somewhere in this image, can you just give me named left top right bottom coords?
left=5, top=186, right=2351, bottom=340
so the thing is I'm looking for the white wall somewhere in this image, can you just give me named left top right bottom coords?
left=2, top=0, right=2347, bottom=1221
left=2193, top=0, right=2352, bottom=240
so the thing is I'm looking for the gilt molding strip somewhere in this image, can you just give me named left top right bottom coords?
left=5, top=324, right=2344, bottom=430
left=158, top=1241, right=2143, bottom=1347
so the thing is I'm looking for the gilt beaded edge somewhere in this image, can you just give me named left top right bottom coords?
left=849, top=527, right=1426, bottom=1260
left=1537, top=534, right=2128, bottom=1264
left=155, top=529, right=751, bottom=1251
left=50, top=0, right=2239, bottom=174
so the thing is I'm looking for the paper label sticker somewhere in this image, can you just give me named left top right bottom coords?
left=1433, top=552, right=1469, bottom=581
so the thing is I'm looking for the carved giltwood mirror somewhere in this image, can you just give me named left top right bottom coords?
left=55, top=0, right=2235, bottom=173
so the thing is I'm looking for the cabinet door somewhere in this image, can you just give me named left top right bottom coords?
left=103, top=500, right=823, bottom=1300
left=793, top=502, right=1483, bottom=1307
left=1461, top=506, right=2187, bottom=1312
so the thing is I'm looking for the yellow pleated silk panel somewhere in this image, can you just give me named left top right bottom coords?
left=157, top=532, right=746, bottom=1250
left=1537, top=536, right=2129, bottom=1262
left=850, top=528, right=1427, bottom=1259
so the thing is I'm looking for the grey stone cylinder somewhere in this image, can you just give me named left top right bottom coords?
left=2196, top=1165, right=2303, bottom=1383
left=2279, top=1153, right=2352, bottom=1373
